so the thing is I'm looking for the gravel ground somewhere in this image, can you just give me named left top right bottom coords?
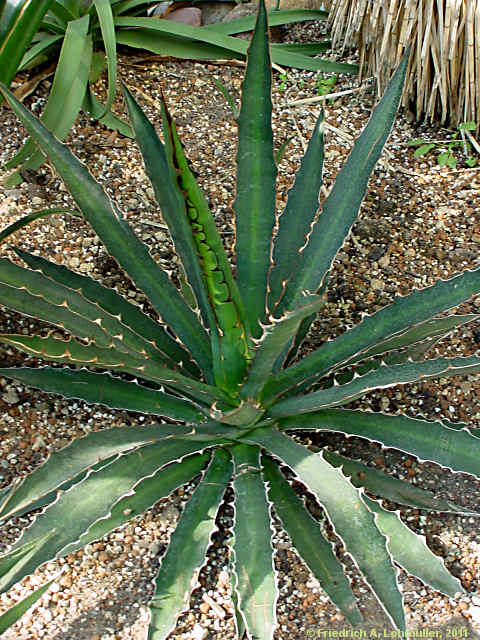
left=1, top=19, right=480, bottom=640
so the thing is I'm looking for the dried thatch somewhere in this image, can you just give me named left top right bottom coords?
left=324, top=0, right=480, bottom=126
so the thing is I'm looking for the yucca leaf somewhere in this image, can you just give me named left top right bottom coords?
left=323, top=451, right=479, bottom=514
left=265, top=266, right=480, bottom=401
left=205, top=9, right=329, bottom=35
left=0, top=209, right=80, bottom=244
left=0, top=438, right=222, bottom=593
left=0, top=0, right=52, bottom=90
left=244, top=428, right=405, bottom=630
left=0, top=335, right=232, bottom=407
left=231, top=444, right=277, bottom=640
left=0, top=83, right=213, bottom=379
left=233, top=0, right=276, bottom=339
left=156, top=90, right=251, bottom=390
left=268, top=112, right=324, bottom=313
left=271, top=41, right=331, bottom=56
left=4, top=15, right=92, bottom=184
left=240, top=294, right=326, bottom=401
left=262, top=456, right=362, bottom=626
left=82, top=85, right=133, bottom=137
left=279, top=409, right=480, bottom=479
left=76, top=452, right=211, bottom=555
left=0, top=367, right=205, bottom=422
left=0, top=575, right=57, bottom=634
left=276, top=49, right=409, bottom=314
left=148, top=448, right=232, bottom=639
left=364, top=497, right=464, bottom=597
left=269, top=356, right=480, bottom=417
left=0, top=423, right=195, bottom=522
left=92, top=0, right=116, bottom=118
left=14, top=247, right=197, bottom=374
left=18, top=33, right=62, bottom=71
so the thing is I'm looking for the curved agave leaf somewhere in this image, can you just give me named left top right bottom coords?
left=205, top=9, right=329, bottom=35
left=233, top=0, right=276, bottom=339
left=0, top=367, right=206, bottom=422
left=0, top=209, right=79, bottom=244
left=323, top=451, right=479, bottom=514
left=231, top=444, right=277, bottom=640
left=244, top=428, right=405, bottom=630
left=148, top=448, right=232, bottom=639
left=262, top=456, right=362, bottom=626
left=92, top=0, right=116, bottom=118
left=269, top=356, right=480, bottom=417
left=279, top=409, right=480, bottom=479
left=0, top=423, right=195, bottom=522
left=0, top=438, right=222, bottom=593
left=0, top=83, right=213, bottom=378
left=365, top=497, right=464, bottom=597
left=14, top=247, right=197, bottom=374
left=265, top=266, right=480, bottom=400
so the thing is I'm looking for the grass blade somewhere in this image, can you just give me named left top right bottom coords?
left=148, top=448, right=232, bottom=639
left=365, top=497, right=464, bottom=597
left=233, top=0, right=276, bottom=338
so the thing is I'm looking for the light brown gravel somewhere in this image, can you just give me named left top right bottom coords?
left=1, top=18, right=480, bottom=640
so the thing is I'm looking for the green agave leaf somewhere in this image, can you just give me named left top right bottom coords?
left=205, top=9, right=329, bottom=35
left=0, top=366, right=205, bottom=422
left=92, top=0, right=116, bottom=118
left=0, top=423, right=195, bottom=522
left=0, top=529, right=54, bottom=581
left=269, top=355, right=480, bottom=417
left=244, top=428, right=405, bottom=630
left=77, top=452, right=211, bottom=554
left=0, top=208, right=80, bottom=243
left=240, top=294, right=326, bottom=401
left=364, top=497, right=464, bottom=597
left=323, top=450, right=479, bottom=514
left=0, top=83, right=213, bottom=379
left=262, top=456, right=362, bottom=625
left=276, top=50, right=409, bottom=316
left=0, top=438, right=222, bottom=593
left=0, top=257, right=153, bottom=356
left=231, top=444, right=277, bottom=640
left=0, top=575, right=57, bottom=634
left=233, top=0, right=276, bottom=339
left=148, top=448, right=232, bottom=639
left=122, top=86, right=217, bottom=339
left=0, top=0, right=52, bottom=89
left=0, top=335, right=232, bottom=407
left=5, top=15, right=92, bottom=184
left=157, top=90, right=251, bottom=390
left=268, top=112, right=324, bottom=313
left=279, top=409, right=480, bottom=479
left=265, top=266, right=480, bottom=401
left=14, top=247, right=197, bottom=374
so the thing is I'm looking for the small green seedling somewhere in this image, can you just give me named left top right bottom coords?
left=279, top=69, right=289, bottom=91
left=317, top=72, right=338, bottom=101
left=408, top=121, right=478, bottom=168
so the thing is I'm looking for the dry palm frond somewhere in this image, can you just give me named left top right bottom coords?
left=324, top=0, right=480, bottom=126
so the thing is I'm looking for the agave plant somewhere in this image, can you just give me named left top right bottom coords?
left=0, top=1, right=479, bottom=637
